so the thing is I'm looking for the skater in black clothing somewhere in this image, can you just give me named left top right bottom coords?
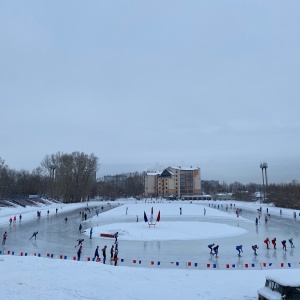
left=282, top=240, right=287, bottom=251
left=19, top=214, right=22, bottom=221
left=252, top=245, right=259, bottom=256
left=77, top=246, right=82, bottom=261
left=110, top=245, right=114, bottom=260
left=94, top=246, right=100, bottom=261
left=114, top=232, right=118, bottom=243
left=208, top=243, right=215, bottom=254
left=289, top=238, right=295, bottom=248
left=102, top=245, right=107, bottom=264
left=213, top=245, right=219, bottom=258
left=29, top=231, right=38, bottom=240
left=75, top=239, right=84, bottom=247
left=78, top=224, right=82, bottom=234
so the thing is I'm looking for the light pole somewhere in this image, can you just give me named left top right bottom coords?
left=260, top=162, right=268, bottom=202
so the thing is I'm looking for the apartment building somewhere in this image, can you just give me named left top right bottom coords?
left=144, top=166, right=201, bottom=199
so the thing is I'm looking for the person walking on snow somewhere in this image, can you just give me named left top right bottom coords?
left=89, top=228, right=93, bottom=239
left=213, top=245, right=219, bottom=258
left=208, top=243, right=215, bottom=254
left=264, top=238, right=270, bottom=249
left=78, top=224, right=82, bottom=234
left=271, top=238, right=276, bottom=249
left=75, top=239, right=84, bottom=247
left=29, top=231, right=38, bottom=240
left=289, top=238, right=295, bottom=248
left=282, top=240, right=287, bottom=251
left=102, top=245, right=107, bottom=264
left=252, top=245, right=259, bottom=256
left=236, top=245, right=243, bottom=257
left=94, top=246, right=100, bottom=261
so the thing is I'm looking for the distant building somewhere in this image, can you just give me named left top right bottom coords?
left=213, top=193, right=233, bottom=200
left=144, top=166, right=203, bottom=199
left=103, top=174, right=127, bottom=188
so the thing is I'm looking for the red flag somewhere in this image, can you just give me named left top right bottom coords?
left=156, top=210, right=160, bottom=222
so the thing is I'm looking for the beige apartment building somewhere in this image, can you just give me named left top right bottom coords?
left=144, top=166, right=201, bottom=199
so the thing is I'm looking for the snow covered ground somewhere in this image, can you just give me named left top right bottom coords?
left=0, top=198, right=299, bottom=299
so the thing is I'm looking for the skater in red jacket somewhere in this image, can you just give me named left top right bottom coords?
left=271, top=238, right=276, bottom=249
left=264, top=238, right=270, bottom=249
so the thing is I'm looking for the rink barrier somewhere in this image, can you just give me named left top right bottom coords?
left=1, top=250, right=300, bottom=270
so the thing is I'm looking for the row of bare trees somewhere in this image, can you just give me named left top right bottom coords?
left=202, top=180, right=300, bottom=209
left=0, top=152, right=99, bottom=203
left=97, top=172, right=144, bottom=200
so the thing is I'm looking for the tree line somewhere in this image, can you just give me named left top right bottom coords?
left=0, top=153, right=144, bottom=203
left=1, top=154, right=299, bottom=208
left=202, top=180, right=300, bottom=209
left=0, top=152, right=98, bottom=203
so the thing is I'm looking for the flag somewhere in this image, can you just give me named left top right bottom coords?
left=156, top=210, right=160, bottom=222
left=143, top=211, right=148, bottom=223
left=150, top=207, right=154, bottom=224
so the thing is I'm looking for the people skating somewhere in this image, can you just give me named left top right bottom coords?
left=64, top=217, right=68, bottom=223
left=289, top=238, right=295, bottom=248
left=19, top=214, right=22, bottom=221
left=78, top=223, right=82, bottom=234
left=102, top=245, right=107, bottom=264
left=282, top=240, right=287, bottom=251
left=94, top=246, right=100, bottom=261
left=252, top=245, right=259, bottom=256
left=213, top=245, right=219, bottom=258
left=77, top=246, right=82, bottom=261
left=115, top=241, right=119, bottom=253
left=89, top=228, right=93, bottom=239
left=9, top=218, right=12, bottom=225
left=75, top=239, right=84, bottom=247
left=29, top=231, right=38, bottom=240
left=255, top=217, right=258, bottom=225
left=114, top=232, right=118, bottom=243
left=2, top=231, right=7, bottom=245
left=110, top=245, right=114, bottom=260
left=271, top=238, right=276, bottom=249
left=236, top=245, right=243, bottom=257
left=208, top=243, right=215, bottom=254
left=264, top=238, right=270, bottom=249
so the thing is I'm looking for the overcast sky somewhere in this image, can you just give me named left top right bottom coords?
left=1, top=1, right=299, bottom=184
